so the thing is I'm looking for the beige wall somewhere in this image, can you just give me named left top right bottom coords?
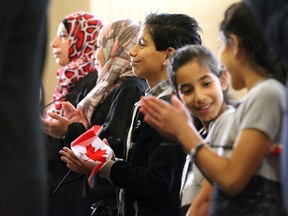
left=90, top=0, right=238, bottom=53
left=43, top=0, right=245, bottom=105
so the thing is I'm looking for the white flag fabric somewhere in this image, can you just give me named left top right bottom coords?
left=71, top=125, right=114, bottom=184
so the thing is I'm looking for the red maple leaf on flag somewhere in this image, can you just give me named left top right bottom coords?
left=85, top=144, right=108, bottom=163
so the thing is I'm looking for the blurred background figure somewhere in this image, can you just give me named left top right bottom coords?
left=244, top=0, right=288, bottom=212
left=0, top=0, right=49, bottom=215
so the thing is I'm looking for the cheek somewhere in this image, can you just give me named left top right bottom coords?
left=213, top=90, right=224, bottom=107
left=58, top=54, right=69, bottom=67
left=211, top=82, right=224, bottom=100
left=180, top=94, right=193, bottom=111
left=60, top=42, right=70, bottom=65
left=64, top=52, right=70, bottom=64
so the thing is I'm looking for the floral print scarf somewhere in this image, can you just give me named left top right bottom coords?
left=77, top=19, right=140, bottom=123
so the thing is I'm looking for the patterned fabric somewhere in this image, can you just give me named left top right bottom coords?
left=145, top=80, right=171, bottom=97
left=77, top=19, right=140, bottom=122
left=46, top=11, right=103, bottom=117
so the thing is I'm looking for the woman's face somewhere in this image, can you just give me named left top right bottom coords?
left=50, top=23, right=70, bottom=67
left=176, top=60, right=227, bottom=129
left=129, top=25, right=167, bottom=87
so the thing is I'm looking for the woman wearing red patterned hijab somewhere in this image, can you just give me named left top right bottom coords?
left=46, top=11, right=103, bottom=118
left=43, top=11, right=103, bottom=216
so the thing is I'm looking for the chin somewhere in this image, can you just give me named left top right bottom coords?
left=59, top=61, right=68, bottom=67
left=55, top=59, right=62, bottom=66
left=132, top=69, right=142, bottom=78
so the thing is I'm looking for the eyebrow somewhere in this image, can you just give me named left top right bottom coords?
left=178, top=74, right=212, bottom=90
left=198, top=74, right=211, bottom=81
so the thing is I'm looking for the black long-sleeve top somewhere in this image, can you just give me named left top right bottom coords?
left=64, top=76, right=148, bottom=202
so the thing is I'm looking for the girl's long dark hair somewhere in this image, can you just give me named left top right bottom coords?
left=220, top=2, right=287, bottom=84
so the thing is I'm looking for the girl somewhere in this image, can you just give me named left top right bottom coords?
left=164, top=44, right=236, bottom=216
left=141, top=2, right=286, bottom=215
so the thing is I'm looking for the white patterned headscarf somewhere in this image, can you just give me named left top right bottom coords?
left=77, top=19, right=140, bottom=122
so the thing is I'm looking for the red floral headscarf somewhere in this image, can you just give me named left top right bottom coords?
left=46, top=11, right=103, bottom=117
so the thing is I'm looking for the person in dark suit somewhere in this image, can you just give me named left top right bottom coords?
left=0, top=0, right=48, bottom=215
left=244, top=0, right=288, bottom=64
left=244, top=0, right=288, bottom=212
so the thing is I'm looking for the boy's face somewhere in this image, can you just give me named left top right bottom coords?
left=129, top=25, right=167, bottom=87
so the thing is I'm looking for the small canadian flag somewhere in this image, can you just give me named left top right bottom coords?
left=71, top=125, right=114, bottom=185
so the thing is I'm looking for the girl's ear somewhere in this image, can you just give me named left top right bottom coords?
left=220, top=70, right=228, bottom=91
left=163, top=47, right=175, bottom=66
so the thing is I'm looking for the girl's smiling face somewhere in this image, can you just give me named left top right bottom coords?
left=176, top=59, right=227, bottom=129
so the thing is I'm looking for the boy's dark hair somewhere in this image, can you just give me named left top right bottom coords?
left=144, top=13, right=202, bottom=51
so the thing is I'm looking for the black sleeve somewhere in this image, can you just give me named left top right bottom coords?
left=63, top=71, right=98, bottom=147
left=110, top=138, right=186, bottom=198
left=99, top=78, right=147, bottom=158
left=109, top=95, right=186, bottom=199
left=63, top=122, right=87, bottom=147
left=66, top=70, right=98, bottom=107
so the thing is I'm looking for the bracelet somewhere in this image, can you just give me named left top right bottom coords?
left=190, top=143, right=204, bottom=162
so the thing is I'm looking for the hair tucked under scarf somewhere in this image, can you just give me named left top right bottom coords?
left=77, top=19, right=140, bottom=122
left=46, top=11, right=103, bottom=117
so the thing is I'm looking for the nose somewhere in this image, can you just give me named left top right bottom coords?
left=129, top=44, right=137, bottom=57
left=50, top=37, right=58, bottom=48
left=194, top=88, right=206, bottom=104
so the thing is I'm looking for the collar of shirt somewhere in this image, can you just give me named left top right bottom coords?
left=145, top=80, right=171, bottom=97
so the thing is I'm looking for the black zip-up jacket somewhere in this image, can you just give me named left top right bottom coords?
left=110, top=94, right=186, bottom=216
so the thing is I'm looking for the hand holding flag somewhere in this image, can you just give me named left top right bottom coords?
left=58, top=125, right=114, bottom=192
left=70, top=125, right=114, bottom=185
left=71, top=125, right=114, bottom=170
